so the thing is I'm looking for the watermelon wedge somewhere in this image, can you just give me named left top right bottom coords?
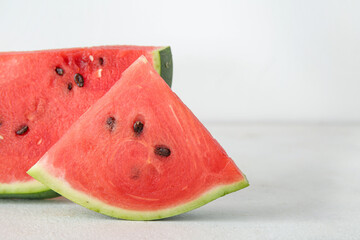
left=0, top=46, right=172, bottom=198
left=28, top=56, right=248, bottom=220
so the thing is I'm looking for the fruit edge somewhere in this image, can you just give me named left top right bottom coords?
left=0, top=46, right=171, bottom=199
left=152, top=46, right=173, bottom=87
left=0, top=190, right=60, bottom=199
left=27, top=158, right=249, bottom=220
left=0, top=180, right=58, bottom=199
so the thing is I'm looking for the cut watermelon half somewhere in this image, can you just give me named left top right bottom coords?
left=0, top=46, right=172, bottom=198
left=28, top=56, right=248, bottom=220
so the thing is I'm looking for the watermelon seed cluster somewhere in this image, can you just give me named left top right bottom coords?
left=54, top=55, right=106, bottom=91
left=55, top=66, right=86, bottom=89
left=131, top=119, right=171, bottom=157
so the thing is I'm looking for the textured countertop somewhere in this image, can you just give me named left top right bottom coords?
left=1, top=123, right=359, bottom=240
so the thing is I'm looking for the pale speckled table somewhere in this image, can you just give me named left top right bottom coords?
left=1, top=123, right=360, bottom=240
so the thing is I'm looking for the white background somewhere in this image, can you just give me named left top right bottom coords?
left=1, top=2, right=360, bottom=239
left=1, top=0, right=359, bottom=123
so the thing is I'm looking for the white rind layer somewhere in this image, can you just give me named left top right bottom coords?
left=0, top=179, right=49, bottom=194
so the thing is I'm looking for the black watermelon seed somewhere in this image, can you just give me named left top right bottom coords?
left=133, top=121, right=144, bottom=135
left=154, top=145, right=171, bottom=157
left=0, top=120, right=2, bottom=127
left=99, top=57, right=104, bottom=66
left=74, top=73, right=84, bottom=87
left=67, top=83, right=73, bottom=91
left=55, top=67, right=64, bottom=76
left=106, top=116, right=116, bottom=131
left=16, top=125, right=29, bottom=136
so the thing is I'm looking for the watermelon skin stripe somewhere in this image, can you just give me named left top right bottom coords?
left=0, top=46, right=173, bottom=199
left=152, top=46, right=173, bottom=87
left=158, top=47, right=173, bottom=87
left=28, top=156, right=249, bottom=220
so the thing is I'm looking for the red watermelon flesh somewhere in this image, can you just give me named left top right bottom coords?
left=0, top=46, right=172, bottom=198
left=28, top=56, right=248, bottom=220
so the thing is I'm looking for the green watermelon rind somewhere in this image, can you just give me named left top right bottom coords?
left=152, top=46, right=173, bottom=87
left=0, top=181, right=59, bottom=199
left=28, top=158, right=249, bottom=220
left=0, top=190, right=60, bottom=199
left=0, top=47, right=173, bottom=199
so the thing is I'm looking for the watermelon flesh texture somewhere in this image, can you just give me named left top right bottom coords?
left=0, top=46, right=173, bottom=198
left=28, top=56, right=248, bottom=220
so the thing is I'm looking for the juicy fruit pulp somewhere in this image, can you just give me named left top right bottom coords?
left=0, top=46, right=173, bottom=198
left=28, top=56, right=248, bottom=220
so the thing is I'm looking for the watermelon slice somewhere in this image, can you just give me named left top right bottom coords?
left=28, top=56, right=249, bottom=220
left=0, top=46, right=172, bottom=198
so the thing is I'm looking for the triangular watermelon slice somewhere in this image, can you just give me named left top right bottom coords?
left=0, top=46, right=172, bottom=198
left=28, top=56, right=248, bottom=220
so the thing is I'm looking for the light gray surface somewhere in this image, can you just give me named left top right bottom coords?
left=1, top=123, right=359, bottom=240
